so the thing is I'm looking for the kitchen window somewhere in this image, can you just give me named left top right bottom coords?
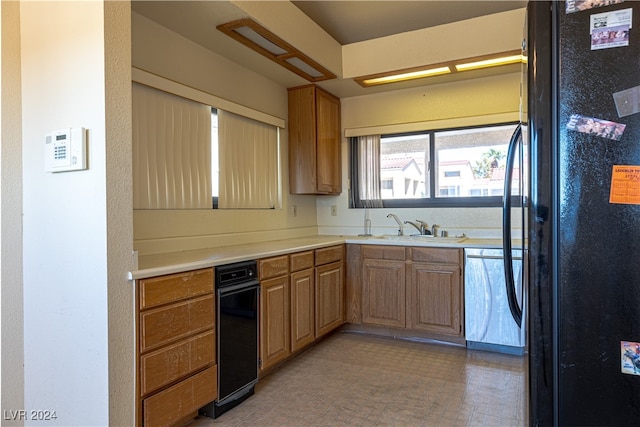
left=350, top=122, right=521, bottom=208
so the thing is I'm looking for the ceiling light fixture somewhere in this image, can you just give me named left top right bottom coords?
left=455, top=52, right=525, bottom=71
left=354, top=50, right=525, bottom=88
left=217, top=18, right=336, bottom=82
left=361, top=66, right=452, bottom=86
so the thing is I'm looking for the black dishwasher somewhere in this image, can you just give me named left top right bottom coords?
left=200, top=260, right=259, bottom=419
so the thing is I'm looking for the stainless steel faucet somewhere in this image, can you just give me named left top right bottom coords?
left=404, top=220, right=424, bottom=235
left=431, top=224, right=439, bottom=236
left=386, top=213, right=404, bottom=235
left=405, top=219, right=432, bottom=235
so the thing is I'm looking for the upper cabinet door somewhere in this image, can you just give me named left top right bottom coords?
left=314, top=88, right=341, bottom=194
left=288, top=85, right=342, bottom=195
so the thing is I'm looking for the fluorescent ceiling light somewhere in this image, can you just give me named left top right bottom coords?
left=354, top=50, right=525, bottom=88
left=455, top=54, right=524, bottom=71
left=234, top=26, right=288, bottom=56
left=361, top=67, right=452, bottom=86
left=285, top=57, right=325, bottom=78
left=218, top=18, right=336, bottom=82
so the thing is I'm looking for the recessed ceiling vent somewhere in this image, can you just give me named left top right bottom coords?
left=218, top=18, right=336, bottom=82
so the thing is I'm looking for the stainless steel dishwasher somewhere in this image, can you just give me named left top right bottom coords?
left=200, top=260, right=259, bottom=419
left=464, top=248, right=526, bottom=355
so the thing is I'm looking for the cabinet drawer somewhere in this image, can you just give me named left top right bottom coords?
left=259, top=255, right=289, bottom=280
left=315, top=245, right=344, bottom=266
left=140, top=330, right=215, bottom=397
left=139, top=268, right=213, bottom=310
left=143, top=364, right=217, bottom=427
left=361, top=245, right=406, bottom=261
left=409, top=247, right=461, bottom=265
left=140, top=295, right=215, bottom=352
left=290, top=251, right=314, bottom=272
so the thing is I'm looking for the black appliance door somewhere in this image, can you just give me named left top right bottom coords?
left=218, top=282, right=259, bottom=401
left=530, top=1, right=640, bottom=425
left=557, top=2, right=640, bottom=424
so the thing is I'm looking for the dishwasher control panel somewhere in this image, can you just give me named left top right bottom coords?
left=216, top=261, right=257, bottom=288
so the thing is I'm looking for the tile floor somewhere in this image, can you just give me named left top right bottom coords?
left=189, top=331, right=527, bottom=427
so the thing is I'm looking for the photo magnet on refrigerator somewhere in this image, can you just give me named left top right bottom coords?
left=621, top=341, right=640, bottom=376
left=566, top=0, right=624, bottom=14
left=566, top=114, right=626, bottom=140
left=589, top=9, right=632, bottom=50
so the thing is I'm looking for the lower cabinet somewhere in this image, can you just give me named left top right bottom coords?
left=362, top=258, right=406, bottom=328
left=258, top=256, right=290, bottom=372
left=407, top=262, right=462, bottom=335
left=355, top=245, right=463, bottom=338
left=142, top=365, right=218, bottom=427
left=315, top=261, right=344, bottom=337
left=290, top=257, right=315, bottom=352
left=260, top=275, right=291, bottom=371
left=258, top=245, right=345, bottom=373
left=137, top=268, right=217, bottom=427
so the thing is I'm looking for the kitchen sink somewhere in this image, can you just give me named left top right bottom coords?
left=370, top=235, right=467, bottom=243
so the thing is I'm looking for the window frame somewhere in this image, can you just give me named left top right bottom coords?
left=350, top=121, right=523, bottom=209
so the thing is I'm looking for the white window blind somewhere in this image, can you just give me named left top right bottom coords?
left=132, top=83, right=212, bottom=209
left=218, top=110, right=280, bottom=209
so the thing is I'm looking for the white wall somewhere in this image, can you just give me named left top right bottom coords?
left=318, top=72, right=523, bottom=238
left=1, top=1, right=25, bottom=424
left=20, top=2, right=133, bottom=425
left=132, top=13, right=318, bottom=256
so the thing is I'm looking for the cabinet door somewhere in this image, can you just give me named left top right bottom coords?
left=315, top=261, right=344, bottom=337
left=288, top=86, right=317, bottom=194
left=260, top=276, right=290, bottom=371
left=407, top=263, right=462, bottom=336
left=362, top=259, right=406, bottom=328
left=290, top=268, right=315, bottom=352
left=315, top=88, right=341, bottom=194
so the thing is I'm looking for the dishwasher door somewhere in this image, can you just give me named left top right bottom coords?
left=464, top=248, right=525, bottom=355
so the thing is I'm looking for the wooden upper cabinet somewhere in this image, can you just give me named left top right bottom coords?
left=288, top=85, right=341, bottom=195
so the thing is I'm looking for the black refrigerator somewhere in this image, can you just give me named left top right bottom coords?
left=528, top=1, right=640, bottom=425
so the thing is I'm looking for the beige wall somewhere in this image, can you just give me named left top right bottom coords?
left=1, top=1, right=25, bottom=423
left=132, top=13, right=318, bottom=256
left=342, top=8, right=525, bottom=78
left=105, top=2, right=135, bottom=425
left=317, top=72, right=522, bottom=238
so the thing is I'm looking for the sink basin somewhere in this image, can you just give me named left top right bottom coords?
left=371, top=235, right=466, bottom=244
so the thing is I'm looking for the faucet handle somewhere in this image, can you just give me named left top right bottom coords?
left=415, top=220, right=428, bottom=235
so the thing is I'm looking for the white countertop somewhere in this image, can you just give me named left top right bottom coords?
left=130, top=235, right=506, bottom=280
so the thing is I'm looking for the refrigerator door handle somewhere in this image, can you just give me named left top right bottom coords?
left=502, top=124, right=523, bottom=328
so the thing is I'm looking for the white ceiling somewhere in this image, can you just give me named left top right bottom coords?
left=131, top=0, right=527, bottom=97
